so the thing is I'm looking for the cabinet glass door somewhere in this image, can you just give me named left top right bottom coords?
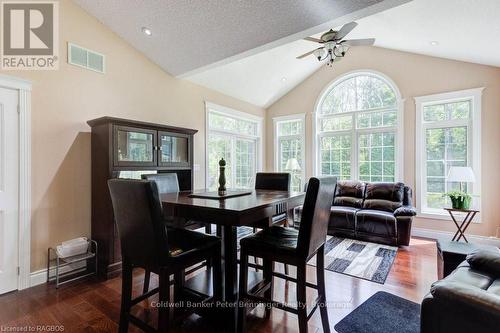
left=159, top=132, right=190, bottom=167
left=114, top=126, right=157, bottom=167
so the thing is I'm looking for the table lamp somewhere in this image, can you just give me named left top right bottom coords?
left=447, top=166, right=475, bottom=192
left=285, top=158, right=301, bottom=172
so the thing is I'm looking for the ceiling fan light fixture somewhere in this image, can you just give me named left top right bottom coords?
left=313, top=48, right=325, bottom=61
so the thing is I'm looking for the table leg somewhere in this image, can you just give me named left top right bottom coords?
left=456, top=211, right=477, bottom=242
left=450, top=211, right=470, bottom=242
left=221, top=225, right=238, bottom=333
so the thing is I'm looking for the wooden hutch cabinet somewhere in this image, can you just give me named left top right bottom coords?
left=87, top=117, right=197, bottom=278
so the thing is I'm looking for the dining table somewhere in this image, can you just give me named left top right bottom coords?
left=161, top=189, right=305, bottom=331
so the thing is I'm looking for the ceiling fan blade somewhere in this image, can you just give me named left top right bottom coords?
left=342, top=38, right=375, bottom=46
left=334, top=22, right=358, bottom=40
left=303, top=36, right=323, bottom=43
left=296, top=48, right=321, bottom=59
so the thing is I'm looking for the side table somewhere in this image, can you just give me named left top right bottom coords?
left=436, top=240, right=498, bottom=279
left=443, top=207, right=479, bottom=243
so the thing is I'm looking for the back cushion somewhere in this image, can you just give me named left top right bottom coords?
left=363, top=182, right=405, bottom=212
left=333, top=181, right=365, bottom=208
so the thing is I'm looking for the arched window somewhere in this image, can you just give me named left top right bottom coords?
left=314, top=71, right=402, bottom=182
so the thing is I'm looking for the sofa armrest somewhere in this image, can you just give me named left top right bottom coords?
left=467, top=250, right=500, bottom=276
left=431, top=281, right=500, bottom=319
left=394, top=205, right=416, bottom=217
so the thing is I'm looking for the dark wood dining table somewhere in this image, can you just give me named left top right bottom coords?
left=161, top=189, right=305, bottom=331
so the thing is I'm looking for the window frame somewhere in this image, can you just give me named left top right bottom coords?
left=312, top=70, right=404, bottom=182
left=205, top=101, right=263, bottom=189
left=273, top=113, right=306, bottom=191
left=415, top=88, right=483, bottom=220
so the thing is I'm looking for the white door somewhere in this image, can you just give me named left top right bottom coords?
left=0, top=87, right=19, bottom=294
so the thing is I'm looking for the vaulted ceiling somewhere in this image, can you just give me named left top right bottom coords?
left=73, top=0, right=410, bottom=76
left=74, top=0, right=500, bottom=108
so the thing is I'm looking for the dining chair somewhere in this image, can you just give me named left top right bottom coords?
left=141, top=173, right=212, bottom=233
left=237, top=176, right=336, bottom=333
left=108, top=179, right=222, bottom=333
left=141, top=173, right=213, bottom=293
left=253, top=172, right=291, bottom=274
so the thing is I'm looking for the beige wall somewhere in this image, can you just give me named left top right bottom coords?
left=266, top=46, right=500, bottom=239
left=1, top=0, right=265, bottom=271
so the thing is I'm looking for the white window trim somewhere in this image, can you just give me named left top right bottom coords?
left=414, top=87, right=483, bottom=221
left=204, top=101, right=263, bottom=189
left=273, top=113, right=306, bottom=190
left=312, top=70, right=405, bottom=181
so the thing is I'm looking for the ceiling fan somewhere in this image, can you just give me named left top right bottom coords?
left=297, top=22, right=375, bottom=66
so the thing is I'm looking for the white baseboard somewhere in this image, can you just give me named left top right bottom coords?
left=412, top=227, right=500, bottom=247
left=29, top=262, right=86, bottom=288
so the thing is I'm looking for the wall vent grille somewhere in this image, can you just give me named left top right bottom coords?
left=68, top=43, right=105, bottom=73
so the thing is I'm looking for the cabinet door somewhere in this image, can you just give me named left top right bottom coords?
left=158, top=131, right=190, bottom=167
left=114, top=126, right=157, bottom=167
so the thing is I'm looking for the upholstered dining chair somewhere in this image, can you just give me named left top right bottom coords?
left=237, top=176, right=336, bottom=333
left=253, top=172, right=291, bottom=273
left=108, top=179, right=222, bottom=333
left=141, top=173, right=212, bottom=233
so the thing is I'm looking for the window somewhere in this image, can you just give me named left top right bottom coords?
left=206, top=102, right=262, bottom=190
left=274, top=114, right=305, bottom=191
left=314, top=72, right=402, bottom=182
left=415, top=88, right=482, bottom=217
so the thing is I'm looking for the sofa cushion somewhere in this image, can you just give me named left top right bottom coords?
left=363, top=182, right=405, bottom=212
left=330, top=206, right=359, bottom=230
left=333, top=181, right=365, bottom=208
left=466, top=250, right=500, bottom=277
left=355, top=209, right=397, bottom=238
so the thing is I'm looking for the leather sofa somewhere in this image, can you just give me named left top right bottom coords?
left=294, top=180, right=416, bottom=246
left=421, top=249, right=500, bottom=333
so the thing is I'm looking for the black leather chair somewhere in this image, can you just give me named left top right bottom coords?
left=421, top=249, right=500, bottom=333
left=237, top=176, right=336, bottom=333
left=108, top=179, right=222, bottom=333
left=141, top=173, right=212, bottom=233
left=252, top=172, right=291, bottom=273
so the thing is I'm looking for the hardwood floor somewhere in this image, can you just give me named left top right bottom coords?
left=0, top=237, right=437, bottom=332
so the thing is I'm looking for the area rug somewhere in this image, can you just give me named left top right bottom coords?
left=308, top=236, right=398, bottom=284
left=334, top=291, right=420, bottom=333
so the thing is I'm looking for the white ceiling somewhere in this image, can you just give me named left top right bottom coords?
left=186, top=0, right=500, bottom=108
left=73, top=0, right=410, bottom=76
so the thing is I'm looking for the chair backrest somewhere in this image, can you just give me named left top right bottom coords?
left=108, top=179, right=168, bottom=267
left=255, top=172, right=291, bottom=191
left=333, top=180, right=365, bottom=208
left=297, top=176, right=337, bottom=260
left=141, top=173, right=179, bottom=194
left=362, top=182, right=405, bottom=212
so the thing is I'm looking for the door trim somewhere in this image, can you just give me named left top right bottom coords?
left=0, top=74, right=32, bottom=290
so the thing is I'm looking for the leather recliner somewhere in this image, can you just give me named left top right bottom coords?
left=421, top=250, right=500, bottom=333
left=294, top=180, right=416, bottom=246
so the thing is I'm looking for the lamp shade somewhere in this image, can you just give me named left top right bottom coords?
left=285, top=158, right=301, bottom=171
left=447, top=166, right=476, bottom=183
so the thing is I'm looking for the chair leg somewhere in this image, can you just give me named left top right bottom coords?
left=174, top=270, right=185, bottom=305
left=158, top=270, right=171, bottom=333
left=143, top=269, right=150, bottom=294
left=263, top=258, right=274, bottom=318
left=316, top=245, right=330, bottom=333
left=119, top=263, right=133, bottom=333
left=237, top=249, right=249, bottom=333
left=296, top=265, right=308, bottom=333
left=205, top=223, right=212, bottom=234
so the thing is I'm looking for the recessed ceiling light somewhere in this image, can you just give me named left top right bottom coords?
left=429, top=41, right=439, bottom=46
left=281, top=77, right=287, bottom=82
left=142, top=27, right=152, bottom=36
